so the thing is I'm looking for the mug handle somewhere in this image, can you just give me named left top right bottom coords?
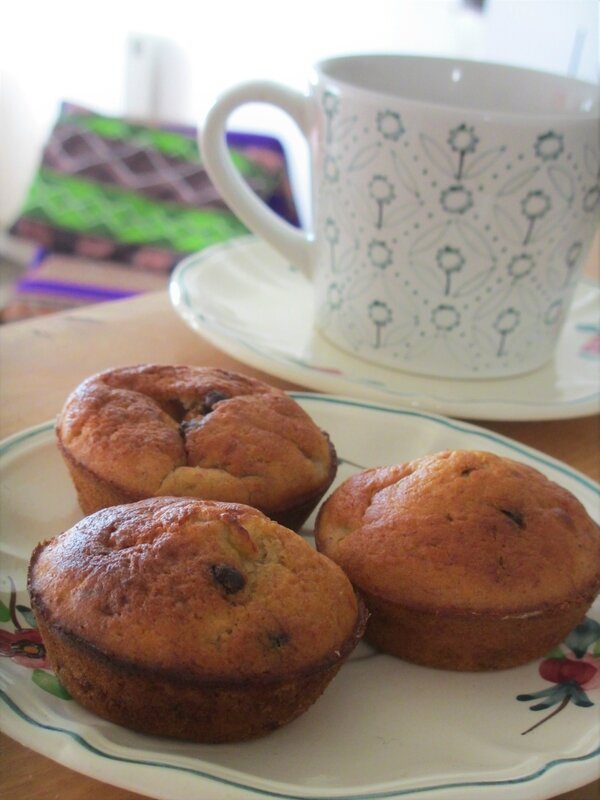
left=200, top=81, right=315, bottom=279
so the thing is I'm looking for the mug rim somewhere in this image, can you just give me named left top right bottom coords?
left=313, top=53, right=598, bottom=121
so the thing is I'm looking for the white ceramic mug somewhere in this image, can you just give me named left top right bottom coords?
left=201, top=54, right=599, bottom=379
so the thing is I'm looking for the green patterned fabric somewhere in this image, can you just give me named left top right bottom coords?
left=10, top=102, right=298, bottom=272
left=61, top=111, right=266, bottom=177
left=20, top=169, right=248, bottom=252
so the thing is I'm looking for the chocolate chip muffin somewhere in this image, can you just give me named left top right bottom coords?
left=56, top=364, right=337, bottom=530
left=315, top=450, right=600, bottom=671
left=28, top=497, right=366, bottom=742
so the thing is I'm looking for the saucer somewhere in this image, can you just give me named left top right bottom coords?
left=170, top=236, right=600, bottom=421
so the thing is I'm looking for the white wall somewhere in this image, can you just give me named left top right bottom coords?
left=1, top=0, right=597, bottom=228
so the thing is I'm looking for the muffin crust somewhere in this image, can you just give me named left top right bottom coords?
left=56, top=365, right=337, bottom=528
left=315, top=450, right=600, bottom=670
left=29, top=497, right=366, bottom=741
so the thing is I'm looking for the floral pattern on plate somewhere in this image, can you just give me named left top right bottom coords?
left=518, top=617, right=600, bottom=734
left=0, top=577, right=70, bottom=699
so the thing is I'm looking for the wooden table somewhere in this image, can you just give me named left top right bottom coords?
left=1, top=291, right=598, bottom=800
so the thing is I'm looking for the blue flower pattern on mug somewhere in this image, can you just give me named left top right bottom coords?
left=440, top=185, right=474, bottom=215
left=448, top=123, right=480, bottom=179
left=317, top=86, right=599, bottom=375
left=534, top=131, right=564, bottom=162
left=369, top=175, right=396, bottom=228
left=377, top=110, right=405, bottom=142
left=368, top=239, right=394, bottom=271
left=436, top=246, right=466, bottom=295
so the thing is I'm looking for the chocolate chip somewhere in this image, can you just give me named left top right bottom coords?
left=201, top=390, right=229, bottom=415
left=500, top=508, right=525, bottom=528
left=268, top=631, right=290, bottom=648
left=178, top=391, right=230, bottom=437
left=209, top=563, right=246, bottom=594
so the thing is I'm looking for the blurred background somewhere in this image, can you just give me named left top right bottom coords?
left=0, top=0, right=597, bottom=318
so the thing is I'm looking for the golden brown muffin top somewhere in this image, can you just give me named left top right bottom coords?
left=56, top=365, right=334, bottom=514
left=29, top=498, right=362, bottom=681
left=315, top=450, right=600, bottom=615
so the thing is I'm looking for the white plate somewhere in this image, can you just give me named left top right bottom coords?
left=1, top=397, right=599, bottom=800
left=170, top=236, right=600, bottom=421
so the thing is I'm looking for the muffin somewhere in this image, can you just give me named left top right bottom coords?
left=56, top=364, right=337, bottom=530
left=28, top=497, right=366, bottom=742
left=315, top=450, right=600, bottom=671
